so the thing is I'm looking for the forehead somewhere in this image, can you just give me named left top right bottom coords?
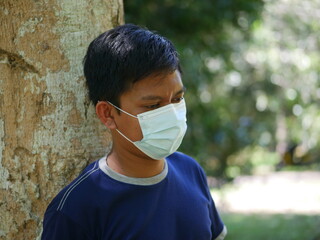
left=141, top=70, right=181, bottom=85
left=123, top=70, right=183, bottom=98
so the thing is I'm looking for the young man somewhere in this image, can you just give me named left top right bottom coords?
left=42, top=24, right=227, bottom=240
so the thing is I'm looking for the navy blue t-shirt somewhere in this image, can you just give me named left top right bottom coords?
left=42, top=152, right=227, bottom=240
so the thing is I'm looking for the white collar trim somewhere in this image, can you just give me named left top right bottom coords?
left=98, top=157, right=168, bottom=186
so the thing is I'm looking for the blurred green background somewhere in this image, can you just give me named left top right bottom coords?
left=124, top=0, right=320, bottom=178
left=124, top=0, right=320, bottom=239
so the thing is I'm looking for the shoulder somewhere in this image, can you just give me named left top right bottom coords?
left=42, top=208, right=91, bottom=239
left=46, top=160, right=101, bottom=213
left=167, top=151, right=198, bottom=165
left=167, top=152, right=203, bottom=171
left=43, top=160, right=102, bottom=238
left=167, top=152, right=207, bottom=182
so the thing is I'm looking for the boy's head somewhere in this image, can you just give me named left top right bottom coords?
left=83, top=24, right=182, bottom=107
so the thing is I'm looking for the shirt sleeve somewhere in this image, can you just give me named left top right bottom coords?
left=208, top=196, right=227, bottom=240
left=195, top=161, right=227, bottom=240
left=41, top=210, right=91, bottom=240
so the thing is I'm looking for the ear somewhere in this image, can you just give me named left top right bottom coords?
left=96, top=101, right=117, bottom=129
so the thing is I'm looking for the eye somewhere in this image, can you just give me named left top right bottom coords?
left=172, top=97, right=184, bottom=103
left=145, top=103, right=160, bottom=109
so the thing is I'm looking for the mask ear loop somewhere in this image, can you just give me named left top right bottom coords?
left=107, top=101, right=138, bottom=119
left=107, top=101, right=138, bottom=143
left=115, top=129, right=135, bottom=143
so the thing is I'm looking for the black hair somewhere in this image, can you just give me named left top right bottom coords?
left=83, top=23, right=182, bottom=107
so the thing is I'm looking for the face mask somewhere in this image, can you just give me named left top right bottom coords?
left=108, top=100, right=187, bottom=160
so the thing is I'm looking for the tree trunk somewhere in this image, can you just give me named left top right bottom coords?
left=0, top=1, right=123, bottom=239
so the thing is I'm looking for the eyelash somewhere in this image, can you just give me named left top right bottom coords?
left=145, top=97, right=184, bottom=109
left=173, top=97, right=184, bottom=103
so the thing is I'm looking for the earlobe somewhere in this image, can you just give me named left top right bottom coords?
left=96, top=101, right=117, bottom=129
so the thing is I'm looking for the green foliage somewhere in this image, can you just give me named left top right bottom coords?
left=222, top=213, right=320, bottom=240
left=124, top=0, right=320, bottom=177
left=225, top=146, right=279, bottom=178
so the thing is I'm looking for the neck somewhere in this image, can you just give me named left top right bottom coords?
left=107, top=146, right=165, bottom=178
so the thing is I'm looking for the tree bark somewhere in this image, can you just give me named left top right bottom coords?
left=0, top=0, right=123, bottom=239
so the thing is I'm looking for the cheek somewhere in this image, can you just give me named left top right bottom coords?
left=117, top=116, right=143, bottom=142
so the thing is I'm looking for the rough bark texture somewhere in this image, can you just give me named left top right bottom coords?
left=0, top=1, right=124, bottom=239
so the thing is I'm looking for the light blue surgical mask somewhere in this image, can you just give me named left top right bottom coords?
left=108, top=100, right=187, bottom=160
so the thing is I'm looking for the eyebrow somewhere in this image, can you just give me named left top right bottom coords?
left=140, top=86, right=186, bottom=101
